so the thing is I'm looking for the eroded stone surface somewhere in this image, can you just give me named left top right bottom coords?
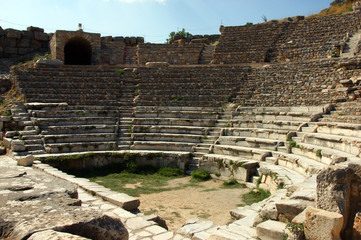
left=304, top=207, right=343, bottom=240
left=0, top=157, right=128, bottom=240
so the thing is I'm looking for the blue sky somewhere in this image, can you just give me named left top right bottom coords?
left=1, top=0, right=332, bottom=43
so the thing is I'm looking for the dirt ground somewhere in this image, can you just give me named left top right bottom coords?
left=138, top=176, right=250, bottom=231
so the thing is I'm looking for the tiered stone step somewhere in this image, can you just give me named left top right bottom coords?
left=213, top=145, right=272, bottom=161
left=319, top=101, right=361, bottom=124
left=136, top=65, right=247, bottom=107
left=26, top=103, right=120, bottom=154
left=10, top=103, right=45, bottom=156
left=295, top=132, right=360, bottom=156
left=16, top=65, right=134, bottom=108
left=233, top=106, right=324, bottom=122
left=256, top=161, right=306, bottom=192
left=131, top=106, right=220, bottom=154
left=268, top=151, right=327, bottom=177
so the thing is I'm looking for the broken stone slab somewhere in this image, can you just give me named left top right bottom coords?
left=304, top=207, right=343, bottom=240
left=3, top=137, right=12, bottom=148
left=17, top=154, right=34, bottom=167
left=276, top=199, right=314, bottom=222
left=208, top=228, right=248, bottom=240
left=259, top=202, right=278, bottom=221
left=177, top=219, right=217, bottom=238
left=27, top=230, right=91, bottom=240
left=5, top=130, right=17, bottom=138
left=125, top=216, right=155, bottom=230
left=99, top=192, right=140, bottom=211
left=230, top=207, right=258, bottom=220
left=290, top=188, right=316, bottom=202
left=0, top=163, right=128, bottom=240
left=11, top=140, right=26, bottom=152
left=256, top=220, right=289, bottom=240
left=143, top=214, right=168, bottom=230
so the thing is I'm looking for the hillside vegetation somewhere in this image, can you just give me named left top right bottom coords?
left=308, top=0, right=357, bottom=18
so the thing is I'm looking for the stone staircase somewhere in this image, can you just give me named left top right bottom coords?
left=10, top=102, right=45, bottom=157
left=198, top=44, right=216, bottom=64
left=189, top=107, right=233, bottom=171
left=342, top=29, right=361, bottom=58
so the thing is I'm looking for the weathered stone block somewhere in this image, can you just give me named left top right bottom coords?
left=304, top=207, right=343, bottom=240
left=6, top=29, right=21, bottom=39
left=11, top=140, right=26, bottom=152
left=34, top=31, right=49, bottom=41
left=17, top=154, right=34, bottom=167
left=17, top=38, right=31, bottom=48
left=27, top=26, right=44, bottom=33
left=256, top=220, right=289, bottom=240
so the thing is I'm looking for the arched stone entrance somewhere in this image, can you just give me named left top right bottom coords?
left=64, top=37, right=92, bottom=65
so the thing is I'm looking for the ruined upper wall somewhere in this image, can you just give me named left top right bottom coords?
left=0, top=26, right=50, bottom=72
left=138, top=43, right=204, bottom=65
left=213, top=9, right=361, bottom=64
left=213, top=21, right=289, bottom=64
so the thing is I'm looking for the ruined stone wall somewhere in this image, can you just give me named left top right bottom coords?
left=278, top=11, right=361, bottom=61
left=0, top=26, right=50, bottom=72
left=237, top=58, right=361, bottom=106
left=97, top=36, right=144, bottom=65
left=138, top=43, right=204, bottom=65
left=213, top=10, right=361, bottom=64
left=213, top=21, right=287, bottom=64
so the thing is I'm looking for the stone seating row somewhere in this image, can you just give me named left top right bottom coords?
left=25, top=103, right=119, bottom=154
left=130, top=106, right=221, bottom=152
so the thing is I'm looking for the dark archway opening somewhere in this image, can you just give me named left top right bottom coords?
left=64, top=37, right=92, bottom=65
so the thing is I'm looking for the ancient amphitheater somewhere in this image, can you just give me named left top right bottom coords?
left=1, top=2, right=361, bottom=240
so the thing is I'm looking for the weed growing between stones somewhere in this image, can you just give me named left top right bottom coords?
left=115, top=69, right=125, bottom=74
left=240, top=188, right=271, bottom=206
left=191, top=169, right=211, bottom=181
left=286, top=221, right=304, bottom=239
left=222, top=179, right=247, bottom=189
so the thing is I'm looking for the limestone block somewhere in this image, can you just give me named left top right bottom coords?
left=17, top=38, right=31, bottom=48
left=34, top=31, right=49, bottom=41
left=304, top=207, right=343, bottom=240
left=11, top=140, right=26, bottom=152
left=177, top=219, right=216, bottom=238
left=145, top=62, right=170, bottom=68
left=3, top=137, right=12, bottom=148
left=21, top=31, right=34, bottom=39
left=276, top=199, right=311, bottom=222
left=17, top=154, right=34, bottom=167
left=260, top=202, right=278, bottom=220
left=6, top=29, right=21, bottom=39
left=256, top=220, right=288, bottom=240
left=5, top=131, right=17, bottom=138
left=27, top=26, right=44, bottom=33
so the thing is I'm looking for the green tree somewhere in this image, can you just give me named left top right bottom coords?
left=166, top=28, right=192, bottom=43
